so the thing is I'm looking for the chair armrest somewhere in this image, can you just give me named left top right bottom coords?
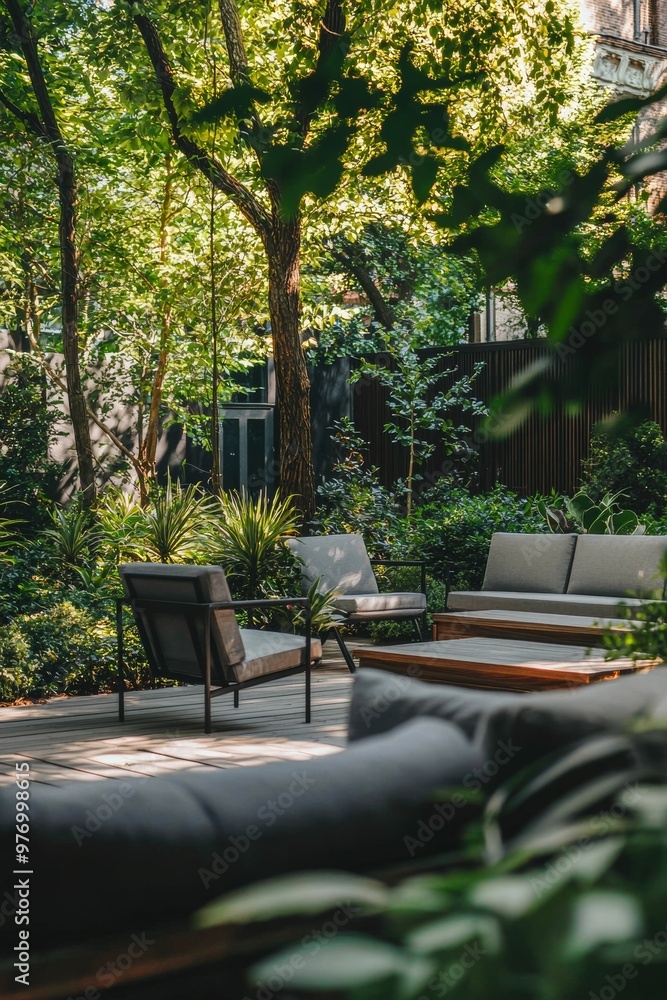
left=116, top=596, right=311, bottom=612
left=369, top=559, right=425, bottom=567
left=370, top=559, right=427, bottom=596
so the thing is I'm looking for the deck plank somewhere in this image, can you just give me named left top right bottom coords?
left=0, top=641, right=357, bottom=787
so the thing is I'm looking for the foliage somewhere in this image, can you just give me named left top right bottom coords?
left=537, top=489, right=643, bottom=535
left=352, top=334, right=487, bottom=515
left=310, top=223, right=483, bottom=361
left=313, top=418, right=403, bottom=557
left=42, top=502, right=102, bottom=573
left=137, top=478, right=214, bottom=564
left=604, top=555, right=667, bottom=665
left=0, top=356, right=64, bottom=526
left=405, top=482, right=547, bottom=589
left=580, top=421, right=667, bottom=517
left=0, top=482, right=23, bottom=568
left=211, top=490, right=301, bottom=600
left=0, top=600, right=148, bottom=703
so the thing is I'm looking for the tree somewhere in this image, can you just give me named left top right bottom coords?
left=352, top=333, right=486, bottom=515
left=122, top=0, right=350, bottom=522
left=0, top=0, right=96, bottom=504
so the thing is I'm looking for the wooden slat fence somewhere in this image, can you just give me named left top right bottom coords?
left=349, top=336, right=667, bottom=497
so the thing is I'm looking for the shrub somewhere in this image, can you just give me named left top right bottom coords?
left=313, top=418, right=403, bottom=556
left=0, top=355, right=65, bottom=529
left=580, top=420, right=667, bottom=516
left=210, top=490, right=302, bottom=600
left=405, top=483, right=547, bottom=590
left=0, top=601, right=149, bottom=703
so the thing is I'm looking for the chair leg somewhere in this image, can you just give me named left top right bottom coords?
left=305, top=661, right=311, bottom=723
left=234, top=689, right=239, bottom=708
left=414, top=615, right=425, bottom=642
left=332, top=626, right=356, bottom=673
left=116, top=600, right=125, bottom=723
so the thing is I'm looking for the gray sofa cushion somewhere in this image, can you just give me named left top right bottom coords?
left=446, top=590, right=647, bottom=617
left=120, top=563, right=246, bottom=681
left=237, top=629, right=322, bottom=682
left=566, top=534, right=667, bottom=598
left=3, top=717, right=481, bottom=952
left=482, top=532, right=576, bottom=594
left=348, top=666, right=667, bottom=780
left=287, top=534, right=379, bottom=595
left=348, top=668, right=519, bottom=742
left=480, top=666, right=667, bottom=774
left=334, top=592, right=426, bottom=617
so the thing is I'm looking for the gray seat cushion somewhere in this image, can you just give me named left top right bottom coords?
left=446, top=590, right=647, bottom=617
left=120, top=563, right=246, bottom=682
left=4, top=717, right=481, bottom=952
left=566, top=534, right=667, bottom=598
left=482, top=532, right=577, bottom=594
left=237, top=629, right=322, bottom=682
left=334, top=592, right=426, bottom=618
left=286, top=534, right=379, bottom=595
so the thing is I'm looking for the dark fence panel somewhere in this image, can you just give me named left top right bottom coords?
left=348, top=336, right=667, bottom=497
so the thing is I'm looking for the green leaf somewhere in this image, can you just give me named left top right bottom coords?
left=194, top=872, right=388, bottom=928
left=250, top=934, right=410, bottom=993
left=411, top=155, right=439, bottom=204
left=564, top=892, right=643, bottom=958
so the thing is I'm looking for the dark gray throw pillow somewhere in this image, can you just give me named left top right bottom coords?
left=348, top=668, right=520, bottom=741
left=0, top=716, right=481, bottom=954
left=348, top=666, right=667, bottom=779
left=479, top=666, right=667, bottom=771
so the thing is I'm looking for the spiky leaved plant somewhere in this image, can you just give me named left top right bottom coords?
left=212, top=490, right=300, bottom=599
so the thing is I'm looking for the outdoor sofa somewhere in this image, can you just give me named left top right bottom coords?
left=446, top=532, right=667, bottom=618
left=2, top=666, right=667, bottom=997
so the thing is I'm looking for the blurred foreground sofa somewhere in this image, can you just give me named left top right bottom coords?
left=2, top=666, right=667, bottom=999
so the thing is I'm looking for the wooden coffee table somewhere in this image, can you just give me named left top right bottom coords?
left=431, top=609, right=633, bottom=646
left=352, top=637, right=657, bottom=691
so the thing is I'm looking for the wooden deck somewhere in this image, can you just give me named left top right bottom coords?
left=0, top=640, right=357, bottom=788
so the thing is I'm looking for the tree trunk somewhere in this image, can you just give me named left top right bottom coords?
left=267, top=212, right=315, bottom=524
left=138, top=158, right=174, bottom=504
left=57, top=153, right=96, bottom=506
left=3, top=0, right=96, bottom=506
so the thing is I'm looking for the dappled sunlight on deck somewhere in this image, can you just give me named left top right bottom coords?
left=0, top=641, right=356, bottom=787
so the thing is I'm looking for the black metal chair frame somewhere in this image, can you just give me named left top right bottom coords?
left=116, top=594, right=314, bottom=734
left=326, top=558, right=428, bottom=673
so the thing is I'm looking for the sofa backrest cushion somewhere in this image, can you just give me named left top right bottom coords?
left=566, top=534, right=667, bottom=598
left=286, top=534, right=378, bottom=595
left=482, top=532, right=577, bottom=594
left=11, top=717, right=482, bottom=952
left=119, top=563, right=245, bottom=682
left=348, top=666, right=667, bottom=781
left=479, top=667, right=667, bottom=774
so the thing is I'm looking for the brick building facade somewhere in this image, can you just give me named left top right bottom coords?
left=480, top=0, right=667, bottom=342
left=582, top=0, right=667, bottom=211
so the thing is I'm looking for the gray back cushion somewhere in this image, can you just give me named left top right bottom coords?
left=119, top=564, right=245, bottom=682
left=348, top=666, right=667, bottom=781
left=566, top=534, right=667, bottom=598
left=286, top=534, right=378, bottom=595
left=482, top=532, right=577, bottom=594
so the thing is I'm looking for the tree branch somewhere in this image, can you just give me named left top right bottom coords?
left=333, top=242, right=395, bottom=329
left=295, top=0, right=347, bottom=138
left=133, top=11, right=270, bottom=242
left=3, top=0, right=65, bottom=151
left=0, top=87, right=45, bottom=138
left=23, top=334, right=140, bottom=466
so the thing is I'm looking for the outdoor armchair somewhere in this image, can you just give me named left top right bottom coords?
left=117, top=563, right=320, bottom=733
left=286, top=534, right=427, bottom=672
